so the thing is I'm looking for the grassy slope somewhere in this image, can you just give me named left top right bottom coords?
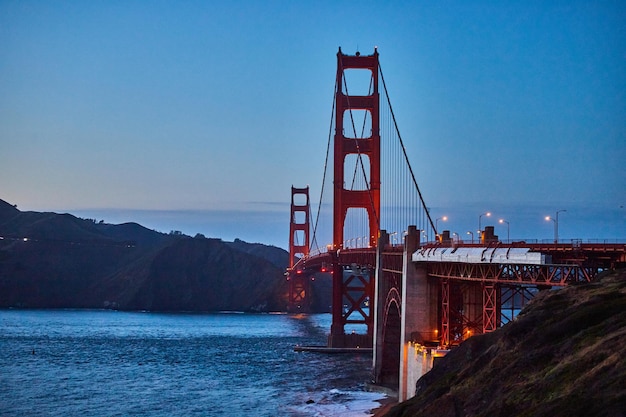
left=385, top=269, right=626, bottom=417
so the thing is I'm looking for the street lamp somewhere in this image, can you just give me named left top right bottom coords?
left=436, top=216, right=448, bottom=242
left=478, top=212, right=491, bottom=242
left=499, top=219, right=510, bottom=243
left=478, top=212, right=491, bottom=232
left=436, top=216, right=448, bottom=232
left=466, top=231, right=474, bottom=244
left=545, top=209, right=566, bottom=243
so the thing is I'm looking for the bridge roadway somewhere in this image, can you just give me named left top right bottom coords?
left=293, top=239, right=626, bottom=286
left=289, top=230, right=626, bottom=400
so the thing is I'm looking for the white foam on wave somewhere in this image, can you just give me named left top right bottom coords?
left=287, top=388, right=388, bottom=417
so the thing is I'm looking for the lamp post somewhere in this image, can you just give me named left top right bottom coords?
left=499, top=219, right=510, bottom=243
left=478, top=212, right=491, bottom=238
left=436, top=216, right=448, bottom=231
left=436, top=216, right=448, bottom=242
left=545, top=209, right=566, bottom=243
left=466, top=231, right=474, bottom=244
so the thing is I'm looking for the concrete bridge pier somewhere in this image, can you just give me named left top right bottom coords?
left=373, top=226, right=442, bottom=399
left=398, top=226, right=440, bottom=401
left=373, top=230, right=391, bottom=386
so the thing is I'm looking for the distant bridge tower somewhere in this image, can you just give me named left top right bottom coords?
left=329, top=47, right=381, bottom=345
left=288, top=186, right=311, bottom=311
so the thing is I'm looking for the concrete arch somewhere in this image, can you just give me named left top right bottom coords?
left=378, top=287, right=402, bottom=390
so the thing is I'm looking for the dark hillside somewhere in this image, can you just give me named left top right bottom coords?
left=384, top=269, right=626, bottom=417
left=226, top=238, right=289, bottom=269
left=0, top=199, right=296, bottom=312
left=97, top=222, right=170, bottom=248
left=0, top=199, right=19, bottom=219
left=125, top=238, right=287, bottom=311
left=225, top=238, right=333, bottom=311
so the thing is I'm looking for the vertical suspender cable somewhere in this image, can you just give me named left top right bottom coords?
left=379, top=63, right=437, bottom=235
left=311, top=77, right=337, bottom=253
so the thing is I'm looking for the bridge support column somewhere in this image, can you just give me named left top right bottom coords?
left=483, top=283, right=498, bottom=333
left=329, top=249, right=344, bottom=345
left=463, top=284, right=483, bottom=340
left=399, top=226, right=439, bottom=401
left=373, top=230, right=388, bottom=381
left=441, top=279, right=450, bottom=346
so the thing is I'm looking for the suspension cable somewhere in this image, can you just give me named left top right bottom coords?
left=379, top=62, right=437, bottom=234
left=310, top=76, right=337, bottom=253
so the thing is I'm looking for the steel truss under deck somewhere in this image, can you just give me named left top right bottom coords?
left=431, top=261, right=608, bottom=345
left=426, top=261, right=598, bottom=286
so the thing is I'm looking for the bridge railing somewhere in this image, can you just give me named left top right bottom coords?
left=422, top=238, right=626, bottom=246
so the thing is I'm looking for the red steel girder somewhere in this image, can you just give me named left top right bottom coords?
left=500, top=285, right=536, bottom=324
left=343, top=273, right=371, bottom=325
left=482, top=282, right=498, bottom=333
left=296, top=247, right=400, bottom=273
left=287, top=273, right=311, bottom=311
left=441, top=278, right=450, bottom=346
left=427, top=262, right=597, bottom=286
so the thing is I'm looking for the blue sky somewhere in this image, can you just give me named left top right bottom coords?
left=1, top=1, right=624, bottom=248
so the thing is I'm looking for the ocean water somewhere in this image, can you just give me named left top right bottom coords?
left=0, top=310, right=385, bottom=417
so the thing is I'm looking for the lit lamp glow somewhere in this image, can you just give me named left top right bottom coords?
left=478, top=212, right=491, bottom=241
left=498, top=219, right=510, bottom=242
left=436, top=216, right=448, bottom=242
left=545, top=209, right=566, bottom=243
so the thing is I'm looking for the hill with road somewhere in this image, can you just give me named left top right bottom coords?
left=0, top=198, right=331, bottom=312
left=383, top=269, right=626, bottom=417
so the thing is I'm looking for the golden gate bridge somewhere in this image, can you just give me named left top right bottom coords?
left=286, top=47, right=626, bottom=398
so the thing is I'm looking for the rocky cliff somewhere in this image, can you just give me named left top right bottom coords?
left=384, top=269, right=626, bottom=417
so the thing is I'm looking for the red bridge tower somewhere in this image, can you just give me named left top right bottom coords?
left=333, top=47, right=381, bottom=249
left=330, top=48, right=381, bottom=346
left=288, top=186, right=310, bottom=311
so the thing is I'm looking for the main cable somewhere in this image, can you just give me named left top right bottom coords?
left=311, top=77, right=337, bottom=253
left=379, top=62, right=437, bottom=235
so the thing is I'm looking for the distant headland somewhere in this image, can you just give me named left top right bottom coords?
left=0, top=199, right=331, bottom=312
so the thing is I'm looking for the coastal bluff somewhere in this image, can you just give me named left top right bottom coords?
left=383, top=269, right=626, bottom=417
left=0, top=199, right=331, bottom=312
